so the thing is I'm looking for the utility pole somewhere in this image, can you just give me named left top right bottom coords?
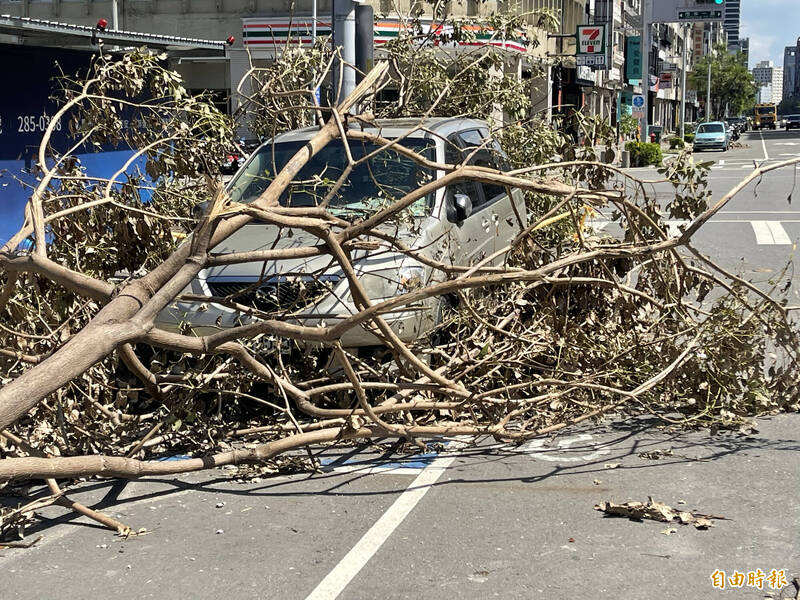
left=641, top=0, right=651, bottom=141
left=680, top=22, right=688, bottom=138
left=312, top=0, right=317, bottom=45
left=706, top=22, right=713, bottom=120
left=112, top=0, right=119, bottom=30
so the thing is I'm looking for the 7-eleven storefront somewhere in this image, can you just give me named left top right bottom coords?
left=229, top=16, right=532, bottom=125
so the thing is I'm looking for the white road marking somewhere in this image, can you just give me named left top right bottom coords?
left=305, top=456, right=455, bottom=600
left=761, top=131, right=769, bottom=161
left=716, top=219, right=800, bottom=224
left=718, top=159, right=725, bottom=166
left=516, top=434, right=611, bottom=463
left=751, top=221, right=792, bottom=245
left=665, top=220, right=688, bottom=237
left=588, top=220, right=610, bottom=231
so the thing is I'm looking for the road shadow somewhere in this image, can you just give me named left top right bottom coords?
left=2, top=413, right=799, bottom=539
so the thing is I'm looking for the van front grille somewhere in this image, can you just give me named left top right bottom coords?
left=207, top=277, right=339, bottom=313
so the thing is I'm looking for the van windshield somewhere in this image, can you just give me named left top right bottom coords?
left=697, top=123, right=724, bottom=133
left=228, top=138, right=436, bottom=217
left=757, top=106, right=775, bottom=115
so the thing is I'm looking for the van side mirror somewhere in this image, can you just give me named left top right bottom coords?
left=453, top=193, right=472, bottom=222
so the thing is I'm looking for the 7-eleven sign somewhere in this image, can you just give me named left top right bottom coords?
left=577, top=24, right=605, bottom=55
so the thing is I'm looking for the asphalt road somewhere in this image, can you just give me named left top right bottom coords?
left=2, top=129, right=800, bottom=600
left=610, top=128, right=800, bottom=292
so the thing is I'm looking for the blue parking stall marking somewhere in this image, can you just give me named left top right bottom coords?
left=320, top=451, right=440, bottom=475
left=321, top=438, right=388, bottom=469
left=155, top=454, right=192, bottom=461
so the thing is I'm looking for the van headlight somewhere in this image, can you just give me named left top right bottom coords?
left=357, top=265, right=425, bottom=300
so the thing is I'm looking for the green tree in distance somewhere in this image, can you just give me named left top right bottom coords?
left=689, top=43, right=757, bottom=119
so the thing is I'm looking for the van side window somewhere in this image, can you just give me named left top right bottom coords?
left=457, top=129, right=506, bottom=204
left=445, top=133, right=482, bottom=210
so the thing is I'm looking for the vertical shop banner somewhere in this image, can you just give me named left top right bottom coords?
left=626, top=36, right=642, bottom=84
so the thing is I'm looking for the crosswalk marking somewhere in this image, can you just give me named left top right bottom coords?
left=589, top=218, right=796, bottom=246
left=751, top=221, right=792, bottom=245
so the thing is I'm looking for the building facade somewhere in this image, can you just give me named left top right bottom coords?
left=723, top=0, right=740, bottom=52
left=0, top=0, right=710, bottom=138
left=784, top=42, right=800, bottom=101
left=738, top=37, right=749, bottom=66
left=753, top=60, right=784, bottom=104
left=0, top=0, right=589, bottom=121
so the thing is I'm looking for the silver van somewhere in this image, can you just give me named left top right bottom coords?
left=156, top=117, right=526, bottom=348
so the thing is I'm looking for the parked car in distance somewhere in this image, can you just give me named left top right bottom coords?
left=692, top=122, right=729, bottom=152
left=785, top=115, right=800, bottom=130
left=157, top=118, right=527, bottom=350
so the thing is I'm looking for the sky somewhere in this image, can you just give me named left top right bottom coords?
left=740, top=0, right=799, bottom=69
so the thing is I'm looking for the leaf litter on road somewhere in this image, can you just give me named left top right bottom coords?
left=594, top=496, right=723, bottom=530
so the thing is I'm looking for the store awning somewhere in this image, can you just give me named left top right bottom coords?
left=0, top=14, right=228, bottom=51
left=242, top=16, right=528, bottom=55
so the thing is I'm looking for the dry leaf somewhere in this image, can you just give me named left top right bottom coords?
left=660, top=528, right=677, bottom=535
left=693, top=517, right=713, bottom=530
left=638, top=448, right=673, bottom=460
left=594, top=496, right=719, bottom=530
left=603, top=462, right=621, bottom=469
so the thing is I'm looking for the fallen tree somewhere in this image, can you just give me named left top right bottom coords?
left=1, top=30, right=799, bottom=534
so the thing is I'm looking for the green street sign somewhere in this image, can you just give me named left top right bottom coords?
left=677, top=9, right=723, bottom=21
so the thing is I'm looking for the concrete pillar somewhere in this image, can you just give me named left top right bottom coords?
left=227, top=47, right=252, bottom=137
left=332, top=0, right=357, bottom=105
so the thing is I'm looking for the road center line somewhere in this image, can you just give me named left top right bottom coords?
left=761, top=131, right=769, bottom=161
left=305, top=455, right=455, bottom=600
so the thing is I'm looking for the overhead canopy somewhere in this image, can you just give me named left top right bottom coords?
left=0, top=14, right=228, bottom=52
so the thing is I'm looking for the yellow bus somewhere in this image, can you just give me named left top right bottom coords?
left=754, top=104, right=778, bottom=130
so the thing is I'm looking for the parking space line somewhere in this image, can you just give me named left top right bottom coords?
left=305, top=456, right=455, bottom=600
left=751, top=221, right=792, bottom=245
left=516, top=433, right=611, bottom=463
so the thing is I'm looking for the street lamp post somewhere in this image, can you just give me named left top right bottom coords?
left=312, top=0, right=317, bottom=45
left=706, top=23, right=713, bottom=120
left=641, top=0, right=652, bottom=141
left=680, top=22, right=688, bottom=139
